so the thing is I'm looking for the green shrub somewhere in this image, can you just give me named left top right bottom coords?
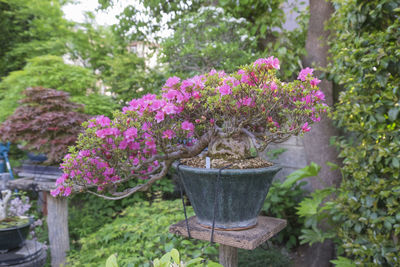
left=263, top=163, right=319, bottom=249
left=298, top=1, right=400, bottom=265
left=0, top=55, right=96, bottom=121
left=67, top=200, right=219, bottom=267
left=68, top=178, right=175, bottom=243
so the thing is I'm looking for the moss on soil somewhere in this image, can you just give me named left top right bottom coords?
left=0, top=217, right=29, bottom=229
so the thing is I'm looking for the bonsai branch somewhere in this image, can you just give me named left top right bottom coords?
left=86, top=160, right=172, bottom=200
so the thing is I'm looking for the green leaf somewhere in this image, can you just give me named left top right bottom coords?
left=207, top=262, right=224, bottom=267
left=281, top=162, right=321, bottom=188
left=186, top=258, right=204, bottom=267
left=296, top=188, right=333, bottom=217
left=105, top=254, right=118, bottom=267
left=170, top=248, right=180, bottom=264
left=392, top=157, right=399, bottom=168
left=330, top=257, right=356, bottom=267
left=326, top=161, right=339, bottom=171
left=388, top=108, right=399, bottom=121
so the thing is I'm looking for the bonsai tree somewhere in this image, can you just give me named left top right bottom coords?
left=0, top=87, right=89, bottom=164
left=52, top=57, right=327, bottom=198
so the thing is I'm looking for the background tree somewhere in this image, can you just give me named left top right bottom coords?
left=98, top=0, right=308, bottom=80
left=299, top=1, right=340, bottom=266
left=0, top=55, right=117, bottom=121
left=0, top=0, right=71, bottom=78
left=160, top=6, right=258, bottom=77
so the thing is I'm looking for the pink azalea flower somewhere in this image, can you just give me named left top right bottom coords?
left=129, top=142, right=141, bottom=150
left=315, top=90, right=325, bottom=101
left=87, top=121, right=96, bottom=128
left=310, top=78, right=321, bottom=87
left=181, top=121, right=195, bottom=132
left=63, top=187, right=72, bottom=196
left=163, top=103, right=178, bottom=115
left=124, top=127, right=138, bottom=140
left=209, top=69, right=217, bottom=75
left=181, top=79, right=193, bottom=91
left=96, top=115, right=111, bottom=127
left=192, top=91, right=201, bottom=99
left=302, top=122, right=311, bottom=133
left=163, top=89, right=179, bottom=100
left=119, top=140, right=128, bottom=150
left=149, top=99, right=165, bottom=111
left=142, top=122, right=152, bottom=131
left=155, top=111, right=165, bottom=123
left=96, top=128, right=120, bottom=138
left=145, top=139, right=156, bottom=150
left=218, top=84, right=232, bottom=96
left=162, top=129, right=176, bottom=139
left=298, top=67, right=314, bottom=81
left=56, top=173, right=69, bottom=185
left=164, top=76, right=180, bottom=88
left=191, top=75, right=205, bottom=90
left=270, top=81, right=277, bottom=91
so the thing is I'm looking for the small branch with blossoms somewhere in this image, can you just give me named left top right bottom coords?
left=52, top=57, right=327, bottom=199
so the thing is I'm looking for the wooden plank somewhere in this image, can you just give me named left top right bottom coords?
left=169, top=216, right=287, bottom=250
left=7, top=177, right=56, bottom=191
left=46, top=192, right=69, bottom=267
left=219, top=244, right=238, bottom=267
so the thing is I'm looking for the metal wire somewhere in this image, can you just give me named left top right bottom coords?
left=210, top=164, right=232, bottom=243
left=176, top=163, right=191, bottom=238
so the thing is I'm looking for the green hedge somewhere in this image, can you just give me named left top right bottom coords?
left=67, top=200, right=218, bottom=267
left=329, top=0, right=400, bottom=265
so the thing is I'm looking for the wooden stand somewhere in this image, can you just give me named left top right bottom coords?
left=7, top=177, right=69, bottom=267
left=170, top=216, right=287, bottom=267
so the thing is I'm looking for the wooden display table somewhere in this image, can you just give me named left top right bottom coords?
left=170, top=216, right=287, bottom=267
left=7, top=177, right=69, bottom=267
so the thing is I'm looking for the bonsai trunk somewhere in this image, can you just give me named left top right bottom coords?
left=207, top=133, right=253, bottom=159
left=0, top=190, right=11, bottom=221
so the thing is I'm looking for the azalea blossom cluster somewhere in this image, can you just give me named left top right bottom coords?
left=52, top=57, right=327, bottom=198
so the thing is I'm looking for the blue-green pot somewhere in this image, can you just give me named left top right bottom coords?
left=175, top=163, right=281, bottom=230
left=0, top=217, right=32, bottom=251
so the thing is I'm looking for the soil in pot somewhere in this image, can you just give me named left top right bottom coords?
left=181, top=155, right=273, bottom=169
left=0, top=217, right=30, bottom=229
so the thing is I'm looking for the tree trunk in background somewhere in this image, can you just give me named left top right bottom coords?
left=297, top=0, right=341, bottom=266
left=303, top=0, right=341, bottom=189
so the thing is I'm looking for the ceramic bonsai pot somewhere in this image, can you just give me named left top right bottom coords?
left=0, top=216, right=32, bottom=251
left=175, top=163, right=281, bottom=230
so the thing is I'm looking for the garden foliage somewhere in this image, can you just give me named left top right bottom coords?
left=329, top=1, right=400, bottom=265
left=0, top=87, right=89, bottom=164
left=263, top=163, right=320, bottom=249
left=98, top=0, right=308, bottom=80
left=298, top=1, right=400, bottom=265
left=161, top=6, right=257, bottom=77
left=0, top=0, right=70, bottom=78
left=0, top=55, right=94, bottom=121
left=67, top=200, right=218, bottom=267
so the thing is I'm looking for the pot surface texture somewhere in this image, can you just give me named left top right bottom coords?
left=0, top=217, right=32, bottom=251
left=175, top=163, right=281, bottom=230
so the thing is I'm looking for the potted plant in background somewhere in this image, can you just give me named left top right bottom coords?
left=52, top=57, right=326, bottom=229
left=0, top=190, right=33, bottom=251
left=0, top=87, right=89, bottom=180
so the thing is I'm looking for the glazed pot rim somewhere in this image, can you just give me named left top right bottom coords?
left=172, top=161, right=282, bottom=174
left=0, top=216, right=33, bottom=232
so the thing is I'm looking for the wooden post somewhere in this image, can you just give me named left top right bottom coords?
left=219, top=244, right=238, bottom=267
left=46, top=193, right=70, bottom=267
